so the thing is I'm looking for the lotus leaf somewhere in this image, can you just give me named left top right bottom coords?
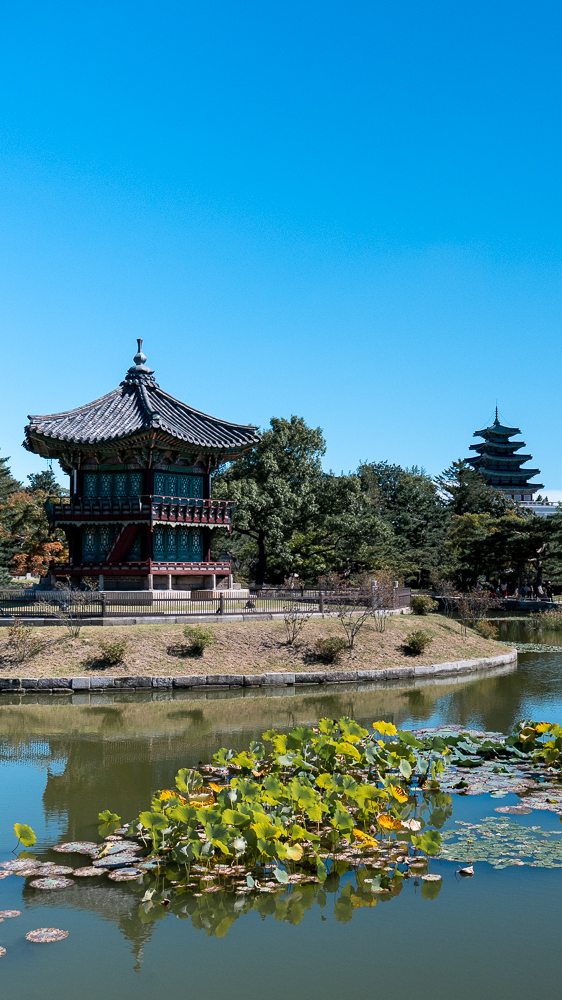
left=14, top=823, right=36, bottom=848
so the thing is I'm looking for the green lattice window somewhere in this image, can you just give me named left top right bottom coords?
left=82, top=526, right=117, bottom=562
left=83, top=472, right=144, bottom=498
left=152, top=527, right=203, bottom=562
left=153, top=472, right=203, bottom=498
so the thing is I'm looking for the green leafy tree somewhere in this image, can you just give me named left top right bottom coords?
left=212, top=416, right=325, bottom=585
left=449, top=511, right=549, bottom=589
left=287, top=473, right=392, bottom=583
left=359, top=461, right=449, bottom=586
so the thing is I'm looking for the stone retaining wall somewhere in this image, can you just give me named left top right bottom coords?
left=0, top=649, right=517, bottom=693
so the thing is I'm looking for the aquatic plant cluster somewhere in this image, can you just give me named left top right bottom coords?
left=122, top=718, right=561, bottom=885
left=130, top=718, right=452, bottom=883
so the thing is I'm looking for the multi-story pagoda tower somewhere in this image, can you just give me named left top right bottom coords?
left=466, top=409, right=543, bottom=502
left=23, top=341, right=260, bottom=591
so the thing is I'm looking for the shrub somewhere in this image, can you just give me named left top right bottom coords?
left=410, top=595, right=438, bottom=615
left=282, top=604, right=312, bottom=645
left=404, top=630, right=433, bottom=656
left=314, top=636, right=348, bottom=663
left=6, top=618, right=38, bottom=664
left=97, top=637, right=129, bottom=666
left=475, top=619, right=498, bottom=640
left=528, top=608, right=562, bottom=631
left=183, top=625, right=215, bottom=655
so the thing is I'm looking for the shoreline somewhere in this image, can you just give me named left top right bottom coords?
left=0, top=648, right=517, bottom=694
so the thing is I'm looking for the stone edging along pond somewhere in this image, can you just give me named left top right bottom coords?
left=0, top=648, right=517, bottom=693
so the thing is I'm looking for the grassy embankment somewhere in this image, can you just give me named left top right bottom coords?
left=0, top=613, right=510, bottom=677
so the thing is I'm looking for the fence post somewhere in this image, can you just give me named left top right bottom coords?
left=101, top=593, right=106, bottom=621
left=219, top=592, right=225, bottom=615
left=319, top=591, right=324, bottom=615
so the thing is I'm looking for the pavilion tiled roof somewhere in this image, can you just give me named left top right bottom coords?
left=24, top=341, right=260, bottom=457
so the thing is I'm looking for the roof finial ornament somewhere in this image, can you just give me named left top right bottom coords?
left=495, top=404, right=499, bottom=424
left=134, top=338, right=147, bottom=366
left=121, top=339, right=158, bottom=388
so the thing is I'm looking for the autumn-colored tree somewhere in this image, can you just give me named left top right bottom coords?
left=0, top=490, right=67, bottom=577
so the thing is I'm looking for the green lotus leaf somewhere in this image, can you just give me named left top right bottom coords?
left=221, top=808, right=251, bottom=828
left=139, top=811, right=168, bottom=831
left=98, top=809, right=120, bottom=824
left=399, top=759, right=412, bottom=780
left=175, top=768, right=203, bottom=794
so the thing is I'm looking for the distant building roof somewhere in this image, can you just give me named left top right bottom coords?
left=24, top=341, right=260, bottom=462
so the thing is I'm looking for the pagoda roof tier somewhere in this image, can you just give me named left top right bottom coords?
left=469, top=441, right=527, bottom=455
left=473, top=418, right=522, bottom=438
left=469, top=453, right=533, bottom=466
left=24, top=341, right=260, bottom=463
left=476, top=467, right=542, bottom=481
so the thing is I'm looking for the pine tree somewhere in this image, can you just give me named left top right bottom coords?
left=0, top=454, right=22, bottom=584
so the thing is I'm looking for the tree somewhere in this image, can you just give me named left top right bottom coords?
left=212, top=416, right=325, bottom=585
left=27, top=469, right=68, bottom=496
left=0, top=454, right=22, bottom=585
left=437, top=460, right=515, bottom=517
left=449, top=511, right=548, bottom=589
left=0, top=490, right=67, bottom=578
left=287, top=473, right=392, bottom=584
left=359, top=461, right=449, bottom=585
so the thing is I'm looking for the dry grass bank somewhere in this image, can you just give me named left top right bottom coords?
left=0, top=614, right=509, bottom=678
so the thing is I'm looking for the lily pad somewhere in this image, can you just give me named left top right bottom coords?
left=0, top=859, right=39, bottom=871
left=107, top=868, right=143, bottom=881
left=52, top=842, right=99, bottom=854
left=73, top=867, right=107, bottom=877
left=29, top=877, right=75, bottom=889
left=25, top=928, right=69, bottom=943
left=0, top=947, right=5, bottom=957
left=92, top=853, right=139, bottom=869
left=421, top=874, right=442, bottom=882
left=0, top=910, right=21, bottom=918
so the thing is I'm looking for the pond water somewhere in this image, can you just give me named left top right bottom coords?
left=0, top=620, right=561, bottom=1000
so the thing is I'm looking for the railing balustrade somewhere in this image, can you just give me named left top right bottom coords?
left=0, top=588, right=411, bottom=619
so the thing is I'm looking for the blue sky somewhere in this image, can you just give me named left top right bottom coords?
left=1, top=1, right=561, bottom=496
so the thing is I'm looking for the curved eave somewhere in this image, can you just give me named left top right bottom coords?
left=479, top=468, right=542, bottom=479
left=473, top=424, right=521, bottom=437
left=24, top=426, right=258, bottom=460
left=469, top=442, right=526, bottom=454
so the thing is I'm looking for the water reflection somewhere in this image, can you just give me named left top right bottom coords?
left=1, top=631, right=562, bottom=1000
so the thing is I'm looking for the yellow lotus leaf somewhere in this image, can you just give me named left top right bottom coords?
left=159, top=789, right=176, bottom=801
left=535, top=723, right=553, bottom=734
left=373, top=721, right=397, bottom=736
left=336, top=741, right=361, bottom=761
left=208, top=782, right=224, bottom=792
left=284, top=843, right=303, bottom=861
left=518, top=727, right=537, bottom=743
left=389, top=785, right=408, bottom=804
left=352, top=828, right=378, bottom=847
left=377, top=814, right=402, bottom=831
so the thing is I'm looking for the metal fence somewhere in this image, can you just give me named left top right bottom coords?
left=0, top=587, right=410, bottom=619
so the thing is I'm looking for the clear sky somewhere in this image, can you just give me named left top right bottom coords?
left=1, top=1, right=561, bottom=496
